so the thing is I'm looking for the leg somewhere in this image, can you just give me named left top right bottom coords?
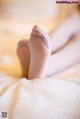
left=17, top=40, right=30, bottom=78
left=28, top=25, right=51, bottom=79
left=45, top=33, right=80, bottom=77
left=50, top=14, right=80, bottom=53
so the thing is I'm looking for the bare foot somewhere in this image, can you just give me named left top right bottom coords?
left=17, top=40, right=30, bottom=78
left=28, top=25, right=51, bottom=79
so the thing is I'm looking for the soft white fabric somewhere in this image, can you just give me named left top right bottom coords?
left=0, top=64, right=80, bottom=119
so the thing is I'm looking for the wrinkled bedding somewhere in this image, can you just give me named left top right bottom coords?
left=0, top=63, right=80, bottom=119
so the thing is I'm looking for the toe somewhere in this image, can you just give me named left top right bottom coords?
left=30, top=26, right=50, bottom=49
left=18, top=40, right=29, bottom=47
left=33, top=25, right=50, bottom=43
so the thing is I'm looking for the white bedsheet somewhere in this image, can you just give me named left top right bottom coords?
left=0, top=64, right=80, bottom=119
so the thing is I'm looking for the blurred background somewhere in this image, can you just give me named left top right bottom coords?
left=0, top=0, right=79, bottom=38
left=0, top=0, right=58, bottom=39
left=0, top=0, right=57, bottom=22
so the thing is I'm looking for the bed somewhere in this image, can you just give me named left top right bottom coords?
left=0, top=20, right=80, bottom=119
